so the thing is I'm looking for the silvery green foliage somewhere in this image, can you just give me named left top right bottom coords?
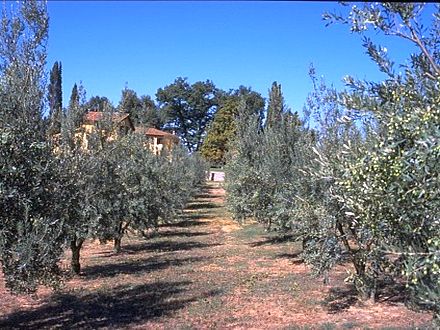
left=290, top=69, right=367, bottom=282
left=57, top=96, right=207, bottom=269
left=225, top=99, right=305, bottom=231
left=0, top=0, right=208, bottom=287
left=0, top=1, right=67, bottom=293
left=0, top=129, right=66, bottom=293
left=224, top=111, right=264, bottom=224
left=324, top=3, right=440, bottom=322
left=56, top=93, right=102, bottom=274
left=88, top=133, right=207, bottom=251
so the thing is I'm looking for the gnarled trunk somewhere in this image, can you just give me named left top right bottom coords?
left=353, top=254, right=377, bottom=303
left=113, top=220, right=131, bottom=253
left=70, top=237, right=85, bottom=275
left=114, top=236, right=122, bottom=253
left=433, top=310, right=440, bottom=329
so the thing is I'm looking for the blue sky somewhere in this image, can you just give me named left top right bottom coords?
left=46, top=1, right=427, bottom=115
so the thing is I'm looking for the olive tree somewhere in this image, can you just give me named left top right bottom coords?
left=225, top=91, right=305, bottom=231
left=292, top=69, right=368, bottom=289
left=56, top=83, right=101, bottom=275
left=0, top=1, right=68, bottom=292
left=90, top=132, right=208, bottom=253
left=320, top=2, right=439, bottom=322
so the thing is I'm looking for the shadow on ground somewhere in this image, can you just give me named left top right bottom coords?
left=376, top=282, right=407, bottom=304
left=194, top=193, right=217, bottom=200
left=0, top=281, right=222, bottom=329
left=322, top=286, right=358, bottom=313
left=249, top=234, right=295, bottom=247
left=182, top=213, right=216, bottom=221
left=185, top=202, right=220, bottom=210
left=276, top=252, right=304, bottom=265
left=84, top=255, right=210, bottom=280
left=159, top=219, right=206, bottom=228
left=120, top=240, right=222, bottom=254
left=150, top=231, right=212, bottom=239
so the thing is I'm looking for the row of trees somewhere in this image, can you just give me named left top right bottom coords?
left=1, top=1, right=437, bottom=326
left=225, top=3, right=439, bottom=325
left=0, top=1, right=206, bottom=293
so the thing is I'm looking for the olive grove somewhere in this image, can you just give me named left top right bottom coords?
left=0, top=1, right=207, bottom=291
left=225, top=3, right=439, bottom=324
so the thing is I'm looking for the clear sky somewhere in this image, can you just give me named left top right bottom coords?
left=46, top=1, right=428, bottom=115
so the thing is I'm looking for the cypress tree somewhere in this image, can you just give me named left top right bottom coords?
left=48, top=61, right=62, bottom=135
left=265, top=81, right=286, bottom=129
left=67, top=83, right=84, bottom=128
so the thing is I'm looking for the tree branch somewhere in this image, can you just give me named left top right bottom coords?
left=408, top=24, right=440, bottom=77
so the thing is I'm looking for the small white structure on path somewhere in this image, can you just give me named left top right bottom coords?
left=208, top=171, right=225, bottom=182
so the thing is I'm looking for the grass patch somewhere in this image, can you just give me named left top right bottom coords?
left=230, top=223, right=266, bottom=241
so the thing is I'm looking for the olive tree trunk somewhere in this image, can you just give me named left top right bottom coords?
left=70, top=237, right=85, bottom=275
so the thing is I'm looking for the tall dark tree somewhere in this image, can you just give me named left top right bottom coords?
left=69, top=83, right=79, bottom=109
left=265, top=81, right=287, bottom=128
left=48, top=61, right=62, bottom=135
left=85, top=95, right=114, bottom=112
left=140, top=95, right=163, bottom=128
left=232, top=86, right=265, bottom=126
left=117, top=88, right=164, bottom=127
left=66, top=83, right=85, bottom=128
left=201, top=86, right=265, bottom=164
left=201, top=97, right=240, bottom=165
left=156, top=77, right=219, bottom=152
left=118, top=87, right=142, bottom=122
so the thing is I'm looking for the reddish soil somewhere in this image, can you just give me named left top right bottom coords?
left=0, top=182, right=434, bottom=329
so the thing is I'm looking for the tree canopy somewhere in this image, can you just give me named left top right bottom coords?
left=157, top=77, right=219, bottom=152
left=200, top=86, right=265, bottom=164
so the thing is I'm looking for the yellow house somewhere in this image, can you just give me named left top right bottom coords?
left=83, top=111, right=134, bottom=135
left=134, top=127, right=180, bottom=155
left=52, top=111, right=179, bottom=154
left=79, top=111, right=135, bottom=150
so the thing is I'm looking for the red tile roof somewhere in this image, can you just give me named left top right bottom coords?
left=135, top=127, right=179, bottom=140
left=84, top=111, right=130, bottom=123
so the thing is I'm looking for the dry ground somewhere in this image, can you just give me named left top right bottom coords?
left=0, top=182, right=434, bottom=329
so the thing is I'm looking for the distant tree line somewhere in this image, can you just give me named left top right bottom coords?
left=47, top=68, right=271, bottom=156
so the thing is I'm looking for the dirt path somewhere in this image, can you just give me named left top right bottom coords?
left=0, top=182, right=433, bottom=329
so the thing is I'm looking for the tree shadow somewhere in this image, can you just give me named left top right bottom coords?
left=0, top=281, right=222, bottom=329
left=182, top=213, right=216, bottom=220
left=193, top=185, right=222, bottom=199
left=120, top=240, right=222, bottom=254
left=152, top=231, right=212, bottom=238
left=159, top=219, right=206, bottom=228
left=275, top=252, right=304, bottom=265
left=84, top=255, right=210, bottom=280
left=377, top=281, right=407, bottom=304
left=194, top=193, right=216, bottom=199
left=322, top=279, right=410, bottom=315
left=321, top=286, right=358, bottom=313
left=185, top=202, right=220, bottom=210
left=249, top=234, right=294, bottom=247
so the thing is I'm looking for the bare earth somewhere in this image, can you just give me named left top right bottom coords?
left=0, top=182, right=434, bottom=329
